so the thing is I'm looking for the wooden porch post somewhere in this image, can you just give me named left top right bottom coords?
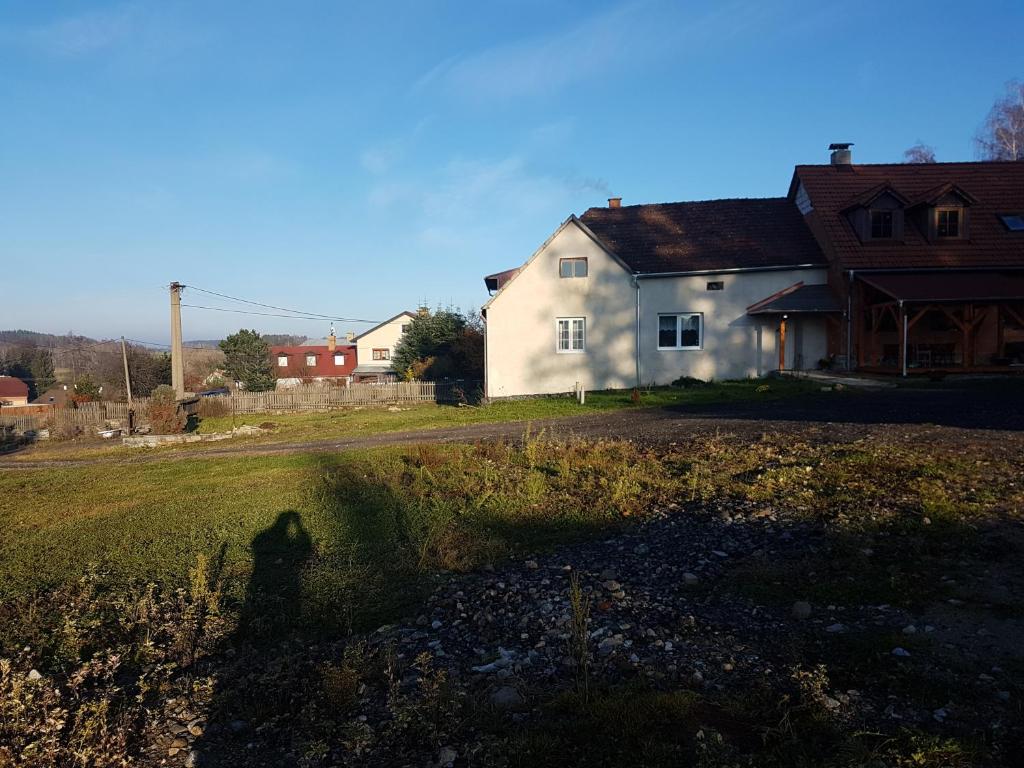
left=900, top=302, right=908, bottom=377
left=778, top=315, right=787, bottom=372
left=963, top=304, right=973, bottom=367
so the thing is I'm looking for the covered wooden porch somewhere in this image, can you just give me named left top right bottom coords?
left=854, top=272, right=1024, bottom=375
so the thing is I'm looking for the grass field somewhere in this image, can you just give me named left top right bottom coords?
left=3, top=415, right=1022, bottom=766
left=5, top=378, right=819, bottom=462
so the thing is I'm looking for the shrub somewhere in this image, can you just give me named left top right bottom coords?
left=148, top=385, right=186, bottom=434
left=670, top=375, right=709, bottom=389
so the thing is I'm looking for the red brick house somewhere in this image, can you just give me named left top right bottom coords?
left=270, top=336, right=357, bottom=387
left=790, top=148, right=1024, bottom=373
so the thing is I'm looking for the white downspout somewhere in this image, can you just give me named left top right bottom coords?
left=634, top=275, right=641, bottom=388
left=482, top=308, right=489, bottom=400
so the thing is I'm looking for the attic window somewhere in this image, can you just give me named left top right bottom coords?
left=559, top=258, right=588, bottom=278
left=870, top=210, right=894, bottom=238
left=706, top=281, right=724, bottom=291
left=305, top=354, right=317, bottom=367
left=277, top=355, right=288, bottom=367
left=937, top=209, right=960, bottom=238
left=1000, top=214, right=1024, bottom=231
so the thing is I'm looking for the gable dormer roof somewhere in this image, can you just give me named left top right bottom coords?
left=840, top=182, right=910, bottom=212
left=908, top=181, right=978, bottom=208
left=791, top=160, right=1024, bottom=270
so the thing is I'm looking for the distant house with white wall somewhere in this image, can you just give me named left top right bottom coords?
left=351, top=311, right=416, bottom=382
left=482, top=196, right=832, bottom=398
left=0, top=376, right=30, bottom=406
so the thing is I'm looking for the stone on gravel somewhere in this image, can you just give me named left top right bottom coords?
left=683, top=573, right=699, bottom=586
left=825, top=623, right=846, bottom=633
left=892, top=647, right=912, bottom=657
left=490, top=686, right=524, bottom=709
left=437, top=746, right=458, bottom=766
left=792, top=601, right=812, bottom=620
left=26, top=669, right=42, bottom=681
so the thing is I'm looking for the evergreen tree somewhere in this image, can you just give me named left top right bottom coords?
left=30, top=349, right=56, bottom=394
left=219, top=329, right=276, bottom=391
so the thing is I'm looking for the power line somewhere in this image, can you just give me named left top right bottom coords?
left=181, top=303, right=382, bottom=323
left=183, top=284, right=381, bottom=324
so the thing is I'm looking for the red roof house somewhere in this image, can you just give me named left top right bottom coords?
left=270, top=341, right=357, bottom=386
left=0, top=376, right=30, bottom=406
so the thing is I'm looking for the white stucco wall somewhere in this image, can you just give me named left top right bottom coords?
left=484, top=219, right=829, bottom=397
left=485, top=221, right=637, bottom=397
left=637, top=268, right=829, bottom=383
left=355, top=313, right=413, bottom=374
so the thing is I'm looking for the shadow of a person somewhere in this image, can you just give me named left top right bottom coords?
left=195, top=511, right=313, bottom=767
left=237, top=510, right=313, bottom=643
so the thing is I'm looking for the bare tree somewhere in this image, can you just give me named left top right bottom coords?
left=975, top=79, right=1024, bottom=161
left=903, top=142, right=937, bottom=163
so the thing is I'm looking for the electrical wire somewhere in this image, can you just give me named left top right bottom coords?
left=180, top=303, right=382, bottom=323
left=183, top=285, right=381, bottom=324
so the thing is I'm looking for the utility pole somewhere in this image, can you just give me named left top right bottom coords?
left=170, top=282, right=185, bottom=399
left=120, top=337, right=134, bottom=406
left=121, top=336, right=134, bottom=434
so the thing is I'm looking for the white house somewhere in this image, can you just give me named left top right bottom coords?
left=482, top=197, right=833, bottom=398
left=351, top=311, right=416, bottom=382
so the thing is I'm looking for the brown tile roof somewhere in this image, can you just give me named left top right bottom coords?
left=0, top=376, right=29, bottom=399
left=579, top=198, right=826, bottom=274
left=859, top=271, right=1024, bottom=302
left=793, top=161, right=1024, bottom=271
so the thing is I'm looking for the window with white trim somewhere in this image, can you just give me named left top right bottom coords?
left=559, top=258, right=588, bottom=278
left=305, top=354, right=317, bottom=367
left=658, top=313, right=702, bottom=350
left=334, top=353, right=345, bottom=366
left=277, top=355, right=288, bottom=367
left=372, top=348, right=390, bottom=361
left=556, top=317, right=585, bottom=353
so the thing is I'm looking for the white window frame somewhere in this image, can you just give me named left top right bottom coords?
left=559, top=257, right=588, bottom=279
left=373, top=348, right=390, bottom=361
left=556, top=317, right=586, bottom=353
left=305, top=354, right=317, bottom=367
left=334, top=353, right=345, bottom=366
left=277, top=355, right=288, bottom=367
left=657, top=313, right=703, bottom=351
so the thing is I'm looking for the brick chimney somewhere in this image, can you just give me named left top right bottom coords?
left=608, top=197, right=622, bottom=208
left=327, top=324, right=336, bottom=352
left=346, top=331, right=355, bottom=342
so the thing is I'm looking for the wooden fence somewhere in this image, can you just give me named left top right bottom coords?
left=225, top=381, right=453, bottom=413
left=0, top=382, right=458, bottom=433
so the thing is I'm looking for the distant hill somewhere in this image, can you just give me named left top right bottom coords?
left=185, top=334, right=308, bottom=348
left=0, top=329, right=99, bottom=348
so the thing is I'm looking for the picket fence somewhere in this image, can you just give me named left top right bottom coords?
left=0, top=382, right=457, bottom=433
left=226, top=381, right=453, bottom=413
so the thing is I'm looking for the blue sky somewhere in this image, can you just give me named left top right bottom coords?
left=2, top=0, right=1021, bottom=341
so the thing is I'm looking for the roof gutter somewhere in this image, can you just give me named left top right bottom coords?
left=634, top=263, right=825, bottom=279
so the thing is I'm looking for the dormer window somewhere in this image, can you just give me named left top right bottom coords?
left=936, top=208, right=960, bottom=238
left=870, top=210, right=894, bottom=238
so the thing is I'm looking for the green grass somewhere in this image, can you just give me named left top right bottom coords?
left=194, top=377, right=818, bottom=437
left=7, top=378, right=819, bottom=462
left=0, top=438, right=679, bottom=651
left=2, top=424, right=1021, bottom=767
